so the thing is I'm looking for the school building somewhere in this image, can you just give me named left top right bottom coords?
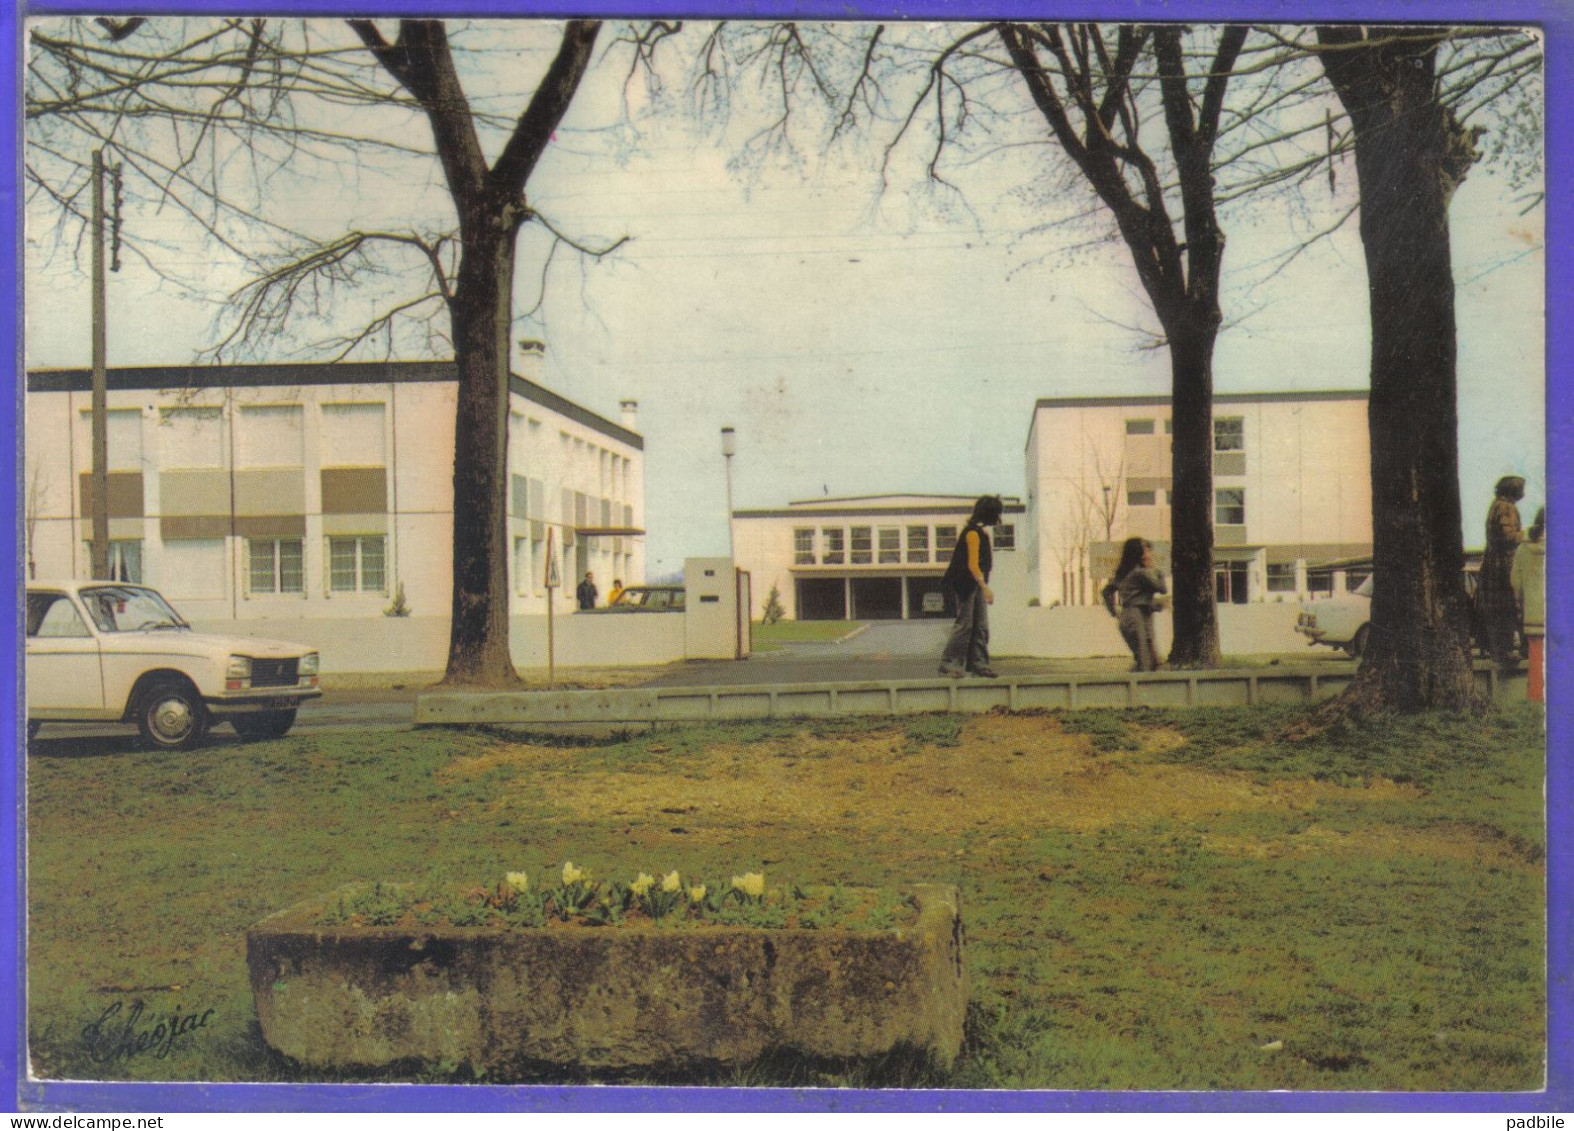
left=1024, top=390, right=1373, bottom=606
left=730, top=494, right=1026, bottom=621
left=23, top=359, right=646, bottom=620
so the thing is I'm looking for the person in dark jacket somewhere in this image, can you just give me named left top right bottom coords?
left=1478, top=475, right=1525, bottom=669
left=938, top=495, right=1004, bottom=678
left=576, top=571, right=598, bottom=611
left=1103, top=536, right=1167, bottom=672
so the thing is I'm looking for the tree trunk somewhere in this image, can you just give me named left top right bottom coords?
left=443, top=216, right=524, bottom=687
left=1166, top=323, right=1222, bottom=667
left=1317, top=28, right=1477, bottom=711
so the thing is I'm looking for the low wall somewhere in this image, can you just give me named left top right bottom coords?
left=191, top=610, right=687, bottom=675
left=992, top=602, right=1310, bottom=659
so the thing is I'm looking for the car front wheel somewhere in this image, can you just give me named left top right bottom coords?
left=232, top=709, right=297, bottom=741
left=136, top=680, right=209, bottom=750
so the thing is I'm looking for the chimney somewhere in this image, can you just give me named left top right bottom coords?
left=619, top=399, right=639, bottom=432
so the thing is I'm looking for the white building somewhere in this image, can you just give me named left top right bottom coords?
left=24, top=360, right=645, bottom=620
left=731, top=494, right=1025, bottom=621
left=1025, top=391, right=1372, bottom=606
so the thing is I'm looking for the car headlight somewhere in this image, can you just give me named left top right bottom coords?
left=299, top=652, right=319, bottom=676
left=226, top=655, right=252, bottom=679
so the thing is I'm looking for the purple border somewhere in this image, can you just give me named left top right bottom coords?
left=6, top=0, right=1568, bottom=1114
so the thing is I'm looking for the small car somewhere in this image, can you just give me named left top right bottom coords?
left=586, top=585, right=686, bottom=613
left=1295, top=575, right=1374, bottom=657
left=1296, top=571, right=1496, bottom=660
left=26, top=580, right=322, bottom=749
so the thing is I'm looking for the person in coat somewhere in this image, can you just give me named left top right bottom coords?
left=1103, top=536, right=1167, bottom=672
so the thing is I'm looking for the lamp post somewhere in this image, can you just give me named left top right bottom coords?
left=721, top=426, right=737, bottom=563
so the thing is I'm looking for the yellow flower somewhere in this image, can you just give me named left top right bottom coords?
left=688, top=885, right=707, bottom=903
left=562, top=861, right=587, bottom=885
left=662, top=870, right=682, bottom=893
left=630, top=872, right=655, bottom=896
left=731, top=872, right=766, bottom=898
left=505, top=871, right=530, bottom=893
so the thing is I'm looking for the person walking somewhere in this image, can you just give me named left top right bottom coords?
left=1478, top=475, right=1525, bottom=669
left=939, top=495, right=1004, bottom=678
left=575, top=571, right=598, bottom=611
left=1103, top=536, right=1167, bottom=672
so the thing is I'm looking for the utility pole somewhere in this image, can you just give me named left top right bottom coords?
left=89, top=148, right=109, bottom=579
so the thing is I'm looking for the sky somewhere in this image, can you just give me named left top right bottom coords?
left=23, top=18, right=1546, bottom=578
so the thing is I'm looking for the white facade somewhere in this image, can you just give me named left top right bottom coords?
left=24, top=360, right=645, bottom=620
left=1025, top=392, right=1372, bottom=606
left=731, top=494, right=1024, bottom=621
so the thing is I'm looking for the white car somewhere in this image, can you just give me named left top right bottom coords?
left=26, top=581, right=322, bottom=749
left=1295, top=576, right=1373, bottom=657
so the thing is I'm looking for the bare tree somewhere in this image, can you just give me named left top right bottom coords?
left=27, top=18, right=624, bottom=686
left=1311, top=26, right=1498, bottom=711
left=24, top=461, right=53, bottom=581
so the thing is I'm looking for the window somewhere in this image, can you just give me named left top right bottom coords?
left=1267, top=563, right=1297, bottom=592
left=850, top=526, right=872, bottom=564
left=935, top=525, right=958, bottom=557
left=1345, top=570, right=1371, bottom=593
left=906, top=525, right=930, bottom=563
left=159, top=407, right=223, bottom=469
left=249, top=538, right=303, bottom=594
left=27, top=593, right=89, bottom=639
left=1214, top=416, right=1245, bottom=452
left=877, top=527, right=901, bottom=563
left=237, top=406, right=303, bottom=468
left=821, top=527, right=845, bottom=565
left=1163, top=418, right=1174, bottom=434
left=514, top=537, right=532, bottom=595
left=1127, top=490, right=1157, bottom=507
left=329, top=536, right=386, bottom=593
left=993, top=523, right=1016, bottom=551
left=1125, top=418, right=1155, bottom=435
left=81, top=540, right=142, bottom=583
left=321, top=404, right=386, bottom=465
left=1306, top=568, right=1334, bottom=596
left=76, top=408, right=143, bottom=470
left=1215, top=488, right=1246, bottom=526
left=1214, top=561, right=1249, bottom=604
left=793, top=527, right=815, bottom=566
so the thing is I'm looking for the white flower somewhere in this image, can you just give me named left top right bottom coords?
left=731, top=872, right=766, bottom=898
left=688, top=885, right=707, bottom=903
left=662, top=870, right=682, bottom=893
left=562, top=861, right=587, bottom=886
left=505, top=871, right=530, bottom=893
left=630, top=872, right=655, bottom=896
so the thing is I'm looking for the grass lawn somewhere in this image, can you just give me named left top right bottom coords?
left=25, top=702, right=1545, bottom=1090
left=750, top=619, right=860, bottom=649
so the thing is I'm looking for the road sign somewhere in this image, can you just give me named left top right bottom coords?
left=544, top=528, right=560, bottom=589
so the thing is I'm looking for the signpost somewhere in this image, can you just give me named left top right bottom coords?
left=543, top=527, right=561, bottom=689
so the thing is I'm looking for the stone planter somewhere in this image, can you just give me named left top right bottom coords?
left=246, top=884, right=966, bottom=1073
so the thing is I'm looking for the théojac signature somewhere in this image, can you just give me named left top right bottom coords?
left=81, top=1000, right=215, bottom=1064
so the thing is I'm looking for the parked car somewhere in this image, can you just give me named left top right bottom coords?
left=26, top=581, right=322, bottom=749
left=586, top=585, right=686, bottom=613
left=1295, top=571, right=1493, bottom=659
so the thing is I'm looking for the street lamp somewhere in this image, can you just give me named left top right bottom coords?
left=721, top=426, right=737, bottom=563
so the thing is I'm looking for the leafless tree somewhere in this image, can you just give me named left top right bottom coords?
left=24, top=461, right=53, bottom=581
left=27, top=18, right=631, bottom=686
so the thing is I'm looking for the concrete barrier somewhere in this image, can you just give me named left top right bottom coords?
left=416, top=663, right=1525, bottom=726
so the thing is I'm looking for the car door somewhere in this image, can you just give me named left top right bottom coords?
left=25, top=591, right=106, bottom=717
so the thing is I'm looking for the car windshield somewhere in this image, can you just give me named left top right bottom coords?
left=80, top=586, right=189, bottom=633
left=612, top=589, right=649, bottom=607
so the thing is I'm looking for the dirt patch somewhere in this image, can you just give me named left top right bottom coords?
left=473, top=714, right=1413, bottom=839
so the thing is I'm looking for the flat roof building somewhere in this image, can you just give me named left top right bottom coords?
left=731, top=494, right=1025, bottom=621
left=1025, top=391, right=1372, bottom=606
left=24, top=360, right=645, bottom=620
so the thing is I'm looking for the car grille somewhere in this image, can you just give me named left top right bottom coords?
left=250, top=658, right=300, bottom=688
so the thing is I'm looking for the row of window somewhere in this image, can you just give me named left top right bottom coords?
left=1125, top=416, right=1245, bottom=452
left=792, top=523, right=1016, bottom=567
left=1124, top=488, right=1246, bottom=526
left=81, top=403, right=387, bottom=472
left=90, top=536, right=387, bottom=595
